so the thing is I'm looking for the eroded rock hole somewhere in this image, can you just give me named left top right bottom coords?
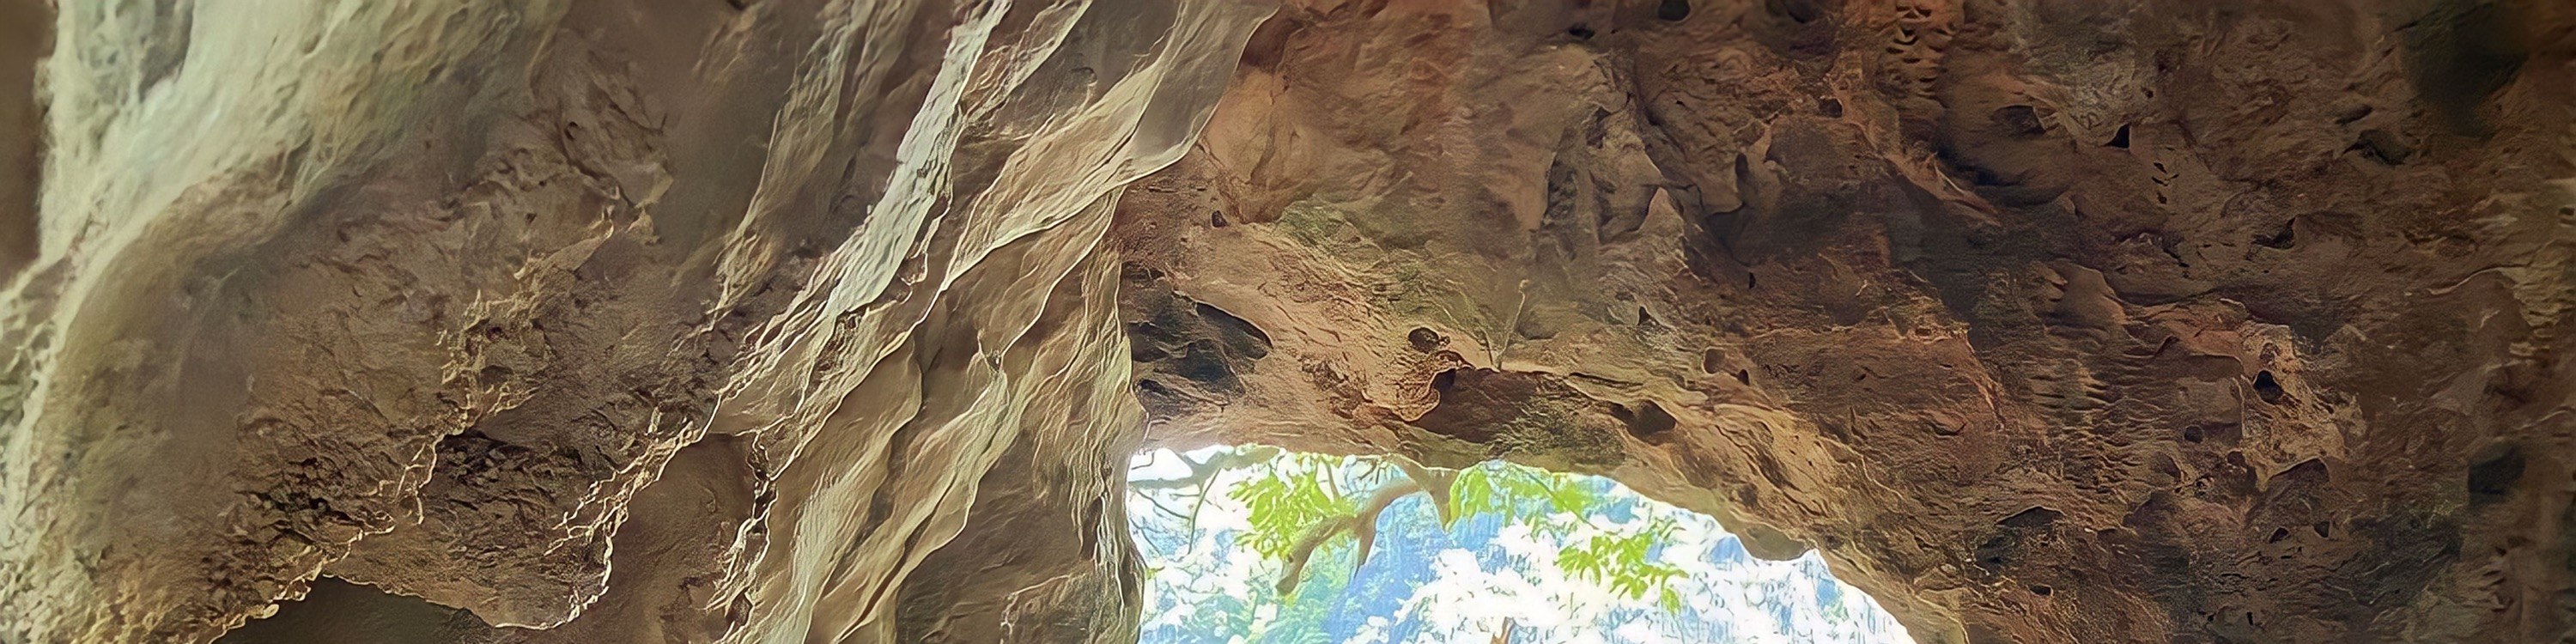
left=1081, top=496, right=1106, bottom=559
left=1656, top=0, right=1692, bottom=21
left=1992, top=105, right=2044, bottom=137
left=2354, top=129, right=2413, bottom=165
left=1408, top=326, right=1447, bottom=352
left=1765, top=0, right=1822, bottom=24
left=1607, top=400, right=1679, bottom=445
left=1125, top=447, right=1908, bottom=641
left=217, top=578, right=495, bottom=644
left=1999, top=506, right=2063, bottom=529
left=2252, top=370, right=2286, bottom=404
left=2467, top=445, right=2524, bottom=502
left=2254, top=218, right=2297, bottom=249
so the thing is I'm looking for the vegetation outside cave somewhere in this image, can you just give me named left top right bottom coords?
left=1127, top=446, right=1911, bottom=644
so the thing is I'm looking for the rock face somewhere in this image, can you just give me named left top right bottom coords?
left=1, top=0, right=2571, bottom=643
left=1120, top=1, right=2576, bottom=641
left=0, top=1, right=1267, bottom=641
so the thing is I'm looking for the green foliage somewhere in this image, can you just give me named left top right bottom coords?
left=1558, top=526, right=1686, bottom=602
left=1138, top=448, right=1371, bottom=643
left=1451, top=463, right=1554, bottom=526
left=1230, top=451, right=1364, bottom=560
left=1457, top=462, right=1683, bottom=603
left=1233, top=448, right=1686, bottom=605
left=1132, top=445, right=1912, bottom=644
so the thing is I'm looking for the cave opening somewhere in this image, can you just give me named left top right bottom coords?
left=1126, top=446, right=1910, bottom=643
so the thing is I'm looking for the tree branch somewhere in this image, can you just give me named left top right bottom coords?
left=1127, top=445, right=1281, bottom=491
left=1273, top=459, right=1459, bottom=594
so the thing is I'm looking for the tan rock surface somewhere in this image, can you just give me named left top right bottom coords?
left=2, top=0, right=1267, bottom=641
left=0, top=0, right=2570, bottom=643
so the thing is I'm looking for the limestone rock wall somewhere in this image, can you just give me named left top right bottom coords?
left=0, top=0, right=1268, bottom=641
left=2, top=0, right=2573, bottom=643
left=1115, top=0, right=2576, bottom=642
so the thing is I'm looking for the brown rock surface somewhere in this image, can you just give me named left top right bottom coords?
left=1115, top=0, right=2576, bottom=641
left=0, top=0, right=2570, bottom=643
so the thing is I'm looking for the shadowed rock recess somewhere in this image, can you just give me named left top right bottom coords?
left=0, top=0, right=2569, bottom=642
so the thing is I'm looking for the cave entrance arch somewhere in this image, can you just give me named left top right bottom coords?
left=1124, top=444, right=1910, bottom=643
